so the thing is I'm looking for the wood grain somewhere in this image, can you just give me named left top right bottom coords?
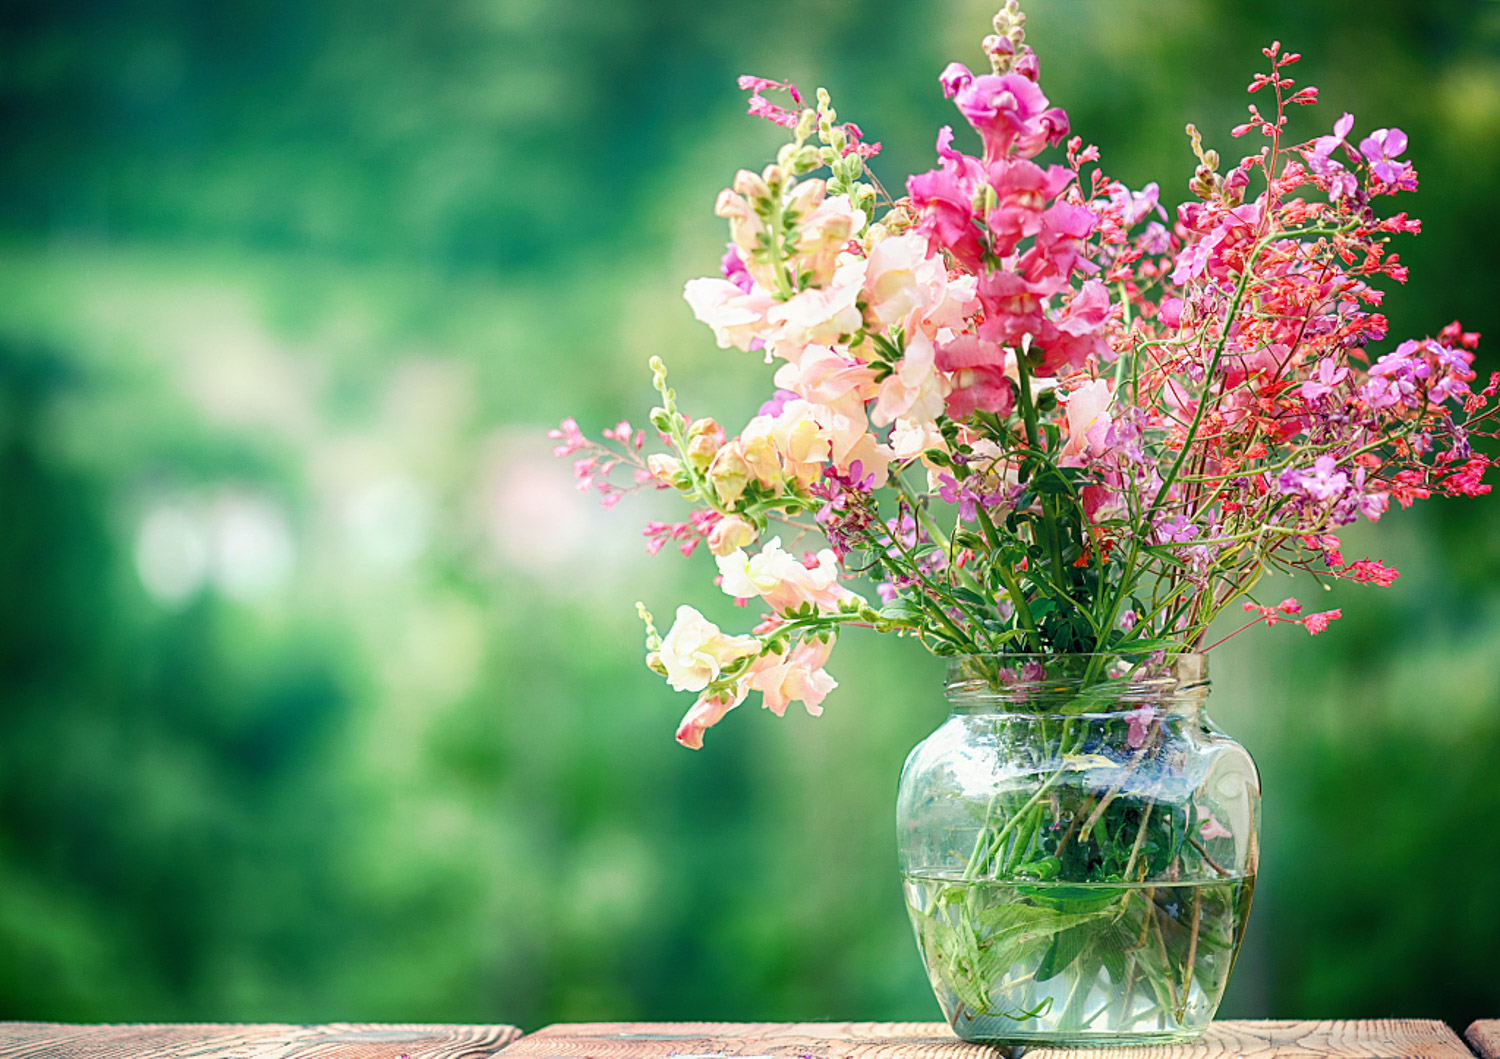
left=1467, top=1022, right=1500, bottom=1059
left=501, top=1020, right=1474, bottom=1059
left=0, top=1022, right=520, bottom=1059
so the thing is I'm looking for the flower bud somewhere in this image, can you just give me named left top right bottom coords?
left=786, top=178, right=827, bottom=219
left=686, top=417, right=724, bottom=444
left=647, top=453, right=684, bottom=482
left=707, top=513, right=758, bottom=557
left=740, top=416, right=783, bottom=489
left=732, top=169, right=771, bottom=202
left=760, top=163, right=785, bottom=193
left=686, top=432, right=718, bottom=473
left=708, top=442, right=751, bottom=505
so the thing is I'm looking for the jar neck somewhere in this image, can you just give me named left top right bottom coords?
left=943, top=652, right=1209, bottom=717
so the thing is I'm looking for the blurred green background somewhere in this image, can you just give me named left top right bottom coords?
left=2, top=0, right=1498, bottom=1031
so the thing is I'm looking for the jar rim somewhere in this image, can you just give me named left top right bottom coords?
left=943, top=651, right=1209, bottom=704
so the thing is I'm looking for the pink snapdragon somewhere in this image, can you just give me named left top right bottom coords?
left=906, top=128, right=989, bottom=271
left=747, top=638, right=838, bottom=717
left=675, top=684, right=749, bottom=749
left=872, top=325, right=947, bottom=428
left=942, top=64, right=1068, bottom=162
left=683, top=277, right=776, bottom=351
left=1059, top=378, right=1113, bottom=466
left=862, top=232, right=951, bottom=330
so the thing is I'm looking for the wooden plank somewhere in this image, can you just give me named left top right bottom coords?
left=501, top=1022, right=992, bottom=1059
left=502, top=1020, right=1474, bottom=1059
left=1467, top=1022, right=1500, bottom=1059
left=0, top=1022, right=520, bottom=1059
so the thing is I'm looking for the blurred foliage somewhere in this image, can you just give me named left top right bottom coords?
left=1, top=0, right=1498, bottom=1030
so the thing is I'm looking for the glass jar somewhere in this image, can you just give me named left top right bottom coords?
left=896, top=653, right=1259, bottom=1045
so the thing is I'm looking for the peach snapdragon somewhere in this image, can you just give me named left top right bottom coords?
left=716, top=537, right=859, bottom=614
left=658, top=605, right=760, bottom=692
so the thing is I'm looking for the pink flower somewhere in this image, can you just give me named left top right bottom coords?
left=872, top=325, right=946, bottom=427
left=1341, top=559, right=1398, bottom=586
left=1198, top=812, right=1233, bottom=842
left=934, top=332, right=1016, bottom=420
left=1124, top=705, right=1156, bottom=749
left=675, top=683, right=750, bottom=749
left=1311, top=112, right=1355, bottom=160
left=707, top=514, right=758, bottom=557
left=683, top=278, right=776, bottom=351
left=765, top=258, right=867, bottom=361
left=788, top=187, right=865, bottom=288
left=1302, top=609, right=1341, bottom=635
left=862, top=232, right=949, bottom=330
left=1299, top=358, right=1349, bottom=402
left=983, top=159, right=1076, bottom=257
left=1171, top=202, right=1263, bottom=286
left=906, top=128, right=988, bottom=271
left=547, top=417, right=587, bottom=457
left=772, top=345, right=878, bottom=420
left=747, top=638, right=838, bottom=717
left=1060, top=377, right=1113, bottom=466
left=946, top=66, right=1069, bottom=162
left=738, top=75, right=803, bottom=129
left=1020, top=201, right=1100, bottom=292
left=1358, top=127, right=1410, bottom=185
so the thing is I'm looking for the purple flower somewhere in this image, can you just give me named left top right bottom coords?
left=1358, top=127, right=1409, bottom=185
left=1138, top=221, right=1172, bottom=256
left=935, top=473, right=1000, bottom=523
left=1109, top=182, right=1168, bottom=227
left=809, top=462, right=879, bottom=558
left=1154, top=513, right=1198, bottom=544
left=720, top=245, right=754, bottom=294
left=758, top=388, right=800, bottom=418
left=1300, top=358, right=1349, bottom=402
left=1018, top=660, right=1047, bottom=683
left=1279, top=455, right=1350, bottom=503
left=1312, top=112, right=1356, bottom=160
left=1124, top=705, right=1156, bottom=750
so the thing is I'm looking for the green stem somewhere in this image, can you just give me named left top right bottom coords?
left=1012, top=346, right=1069, bottom=587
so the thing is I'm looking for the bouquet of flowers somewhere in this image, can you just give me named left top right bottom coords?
left=553, top=1, right=1495, bottom=750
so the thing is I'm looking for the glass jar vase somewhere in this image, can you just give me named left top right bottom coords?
left=896, top=653, right=1259, bottom=1046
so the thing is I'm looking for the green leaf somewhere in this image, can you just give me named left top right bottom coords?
left=1036, top=922, right=1094, bottom=981
left=878, top=600, right=924, bottom=624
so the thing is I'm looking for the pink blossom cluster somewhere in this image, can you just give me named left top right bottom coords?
left=556, top=9, right=1497, bottom=747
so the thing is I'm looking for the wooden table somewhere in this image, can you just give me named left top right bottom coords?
left=1, top=1020, right=1496, bottom=1059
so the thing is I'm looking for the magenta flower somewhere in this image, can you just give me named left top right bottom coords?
left=1154, top=513, right=1198, bottom=544
left=983, top=158, right=1076, bottom=256
left=1124, top=705, right=1156, bottom=749
left=757, top=388, right=799, bottom=418
left=1358, top=127, right=1409, bottom=184
left=945, top=65, right=1068, bottom=162
left=738, top=75, right=804, bottom=130
left=1278, top=455, right=1350, bottom=504
left=1311, top=112, right=1355, bottom=160
left=720, top=245, right=754, bottom=294
left=1300, top=358, right=1349, bottom=402
left=907, top=128, right=988, bottom=271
